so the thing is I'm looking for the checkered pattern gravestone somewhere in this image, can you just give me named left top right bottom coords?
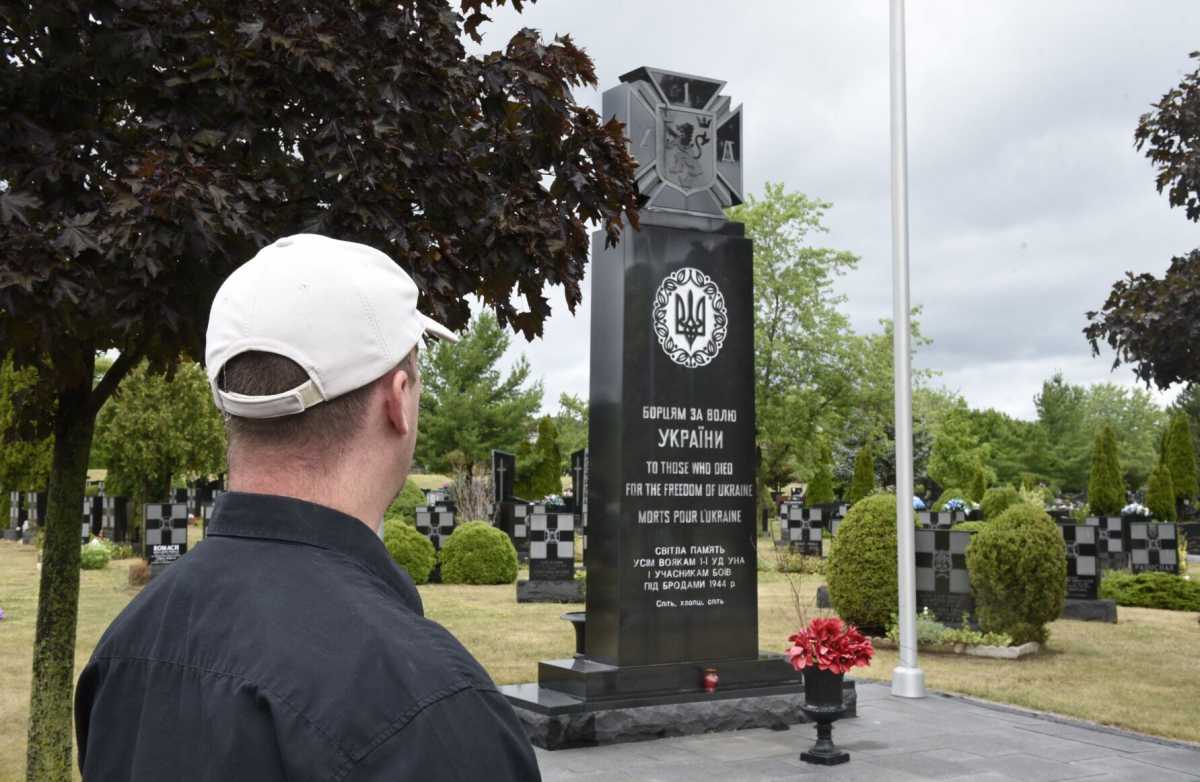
left=1084, top=516, right=1124, bottom=554
left=24, top=492, right=46, bottom=544
left=915, top=529, right=975, bottom=625
left=779, top=502, right=827, bottom=556
left=144, top=502, right=189, bottom=568
left=1057, top=523, right=1099, bottom=600
left=1181, top=522, right=1200, bottom=556
left=415, top=503, right=456, bottom=581
left=529, top=512, right=576, bottom=581
left=916, top=511, right=962, bottom=529
left=1128, top=522, right=1179, bottom=574
left=6, top=491, right=25, bottom=541
left=200, top=489, right=224, bottom=538
left=102, top=496, right=129, bottom=543
left=81, top=496, right=103, bottom=543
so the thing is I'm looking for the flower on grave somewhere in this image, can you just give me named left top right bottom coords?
left=0, top=607, right=5, bottom=622
left=913, top=497, right=927, bottom=511
left=944, top=498, right=967, bottom=512
left=786, top=617, right=874, bottom=675
left=1121, top=502, right=1151, bottom=517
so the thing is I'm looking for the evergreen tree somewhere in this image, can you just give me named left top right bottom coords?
left=806, top=441, right=836, bottom=504
left=1165, top=413, right=1198, bottom=507
left=1086, top=425, right=1125, bottom=516
left=515, top=417, right=563, bottom=500
left=1146, top=463, right=1178, bottom=521
left=846, top=444, right=875, bottom=505
left=969, top=462, right=987, bottom=503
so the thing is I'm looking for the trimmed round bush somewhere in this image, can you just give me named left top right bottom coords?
left=965, top=503, right=1065, bottom=644
left=385, top=479, right=429, bottom=525
left=950, top=521, right=987, bottom=533
left=980, top=486, right=1022, bottom=520
left=440, top=521, right=518, bottom=585
left=383, top=518, right=437, bottom=585
left=80, top=540, right=112, bottom=570
left=827, top=493, right=898, bottom=633
left=931, top=488, right=967, bottom=512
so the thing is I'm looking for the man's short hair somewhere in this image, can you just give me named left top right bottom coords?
left=220, top=349, right=417, bottom=451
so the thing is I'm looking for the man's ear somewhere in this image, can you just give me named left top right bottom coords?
left=383, top=368, right=413, bottom=437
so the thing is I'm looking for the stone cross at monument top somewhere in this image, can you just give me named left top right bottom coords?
left=605, top=67, right=743, bottom=220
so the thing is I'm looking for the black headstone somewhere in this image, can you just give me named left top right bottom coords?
left=82, top=496, right=103, bottom=543
left=1058, top=523, right=1099, bottom=600
left=492, top=450, right=516, bottom=505
left=916, top=511, right=961, bottom=529
left=415, top=503, right=456, bottom=582
left=528, top=511, right=577, bottom=581
left=915, top=528, right=974, bottom=625
left=1128, top=521, right=1179, bottom=574
left=102, top=496, right=129, bottom=544
left=778, top=502, right=826, bottom=556
left=6, top=490, right=26, bottom=541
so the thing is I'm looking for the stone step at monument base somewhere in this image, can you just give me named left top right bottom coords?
left=1061, top=598, right=1118, bottom=623
left=501, top=667, right=856, bottom=750
left=516, top=579, right=583, bottom=603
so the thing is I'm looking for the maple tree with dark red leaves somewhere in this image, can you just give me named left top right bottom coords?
left=1085, top=52, right=1200, bottom=391
left=0, top=2, right=638, bottom=778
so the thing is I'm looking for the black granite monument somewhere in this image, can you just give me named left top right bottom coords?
left=915, top=528, right=974, bottom=625
left=501, top=68, right=843, bottom=749
left=144, top=501, right=189, bottom=577
left=415, top=502, right=456, bottom=582
left=82, top=496, right=103, bottom=543
left=517, top=509, right=584, bottom=603
left=23, top=491, right=46, bottom=545
left=5, top=491, right=24, bottom=542
left=1128, top=521, right=1179, bottom=574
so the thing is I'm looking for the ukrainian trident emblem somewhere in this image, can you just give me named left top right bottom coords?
left=652, top=267, right=728, bottom=368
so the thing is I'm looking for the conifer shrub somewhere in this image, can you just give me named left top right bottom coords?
left=382, top=518, right=437, bottom=585
left=1146, top=463, right=1178, bottom=521
left=1087, top=424, right=1125, bottom=516
left=1100, top=570, right=1200, bottom=611
left=440, top=521, right=519, bottom=585
left=846, top=444, right=875, bottom=505
left=980, top=486, right=1022, bottom=520
left=385, top=479, right=429, bottom=525
left=950, top=521, right=987, bottom=533
left=826, top=493, right=897, bottom=633
left=932, top=487, right=968, bottom=512
left=1165, top=413, right=1198, bottom=503
left=965, top=503, right=1066, bottom=644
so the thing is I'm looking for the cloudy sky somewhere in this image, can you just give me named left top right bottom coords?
left=467, top=1, right=1199, bottom=420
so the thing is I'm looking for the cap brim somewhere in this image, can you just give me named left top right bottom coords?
left=419, top=312, right=459, bottom=343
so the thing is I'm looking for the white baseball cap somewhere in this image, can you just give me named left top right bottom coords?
left=205, top=233, right=458, bottom=419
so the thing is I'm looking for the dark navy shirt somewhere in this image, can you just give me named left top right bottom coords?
left=75, top=492, right=541, bottom=781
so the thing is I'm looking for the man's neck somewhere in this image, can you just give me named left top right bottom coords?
left=229, top=470, right=389, bottom=533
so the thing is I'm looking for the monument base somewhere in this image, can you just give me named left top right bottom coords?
left=516, top=579, right=584, bottom=604
left=21, top=531, right=35, bottom=545
left=501, top=655, right=855, bottom=749
left=1062, top=598, right=1118, bottom=623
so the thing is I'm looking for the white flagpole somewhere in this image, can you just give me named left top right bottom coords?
left=889, top=0, right=926, bottom=699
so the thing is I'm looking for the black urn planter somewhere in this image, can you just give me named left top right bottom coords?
left=799, top=666, right=849, bottom=766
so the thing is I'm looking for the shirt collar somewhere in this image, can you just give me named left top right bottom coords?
left=206, top=491, right=422, bottom=615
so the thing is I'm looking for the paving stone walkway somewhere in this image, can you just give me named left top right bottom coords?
left=534, top=681, right=1200, bottom=781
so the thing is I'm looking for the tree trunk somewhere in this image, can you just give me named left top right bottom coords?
left=26, top=371, right=96, bottom=782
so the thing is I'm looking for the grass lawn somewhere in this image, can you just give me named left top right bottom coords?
left=407, top=473, right=452, bottom=491
left=1, top=536, right=1199, bottom=780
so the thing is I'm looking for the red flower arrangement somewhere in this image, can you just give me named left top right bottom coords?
left=786, top=618, right=874, bottom=675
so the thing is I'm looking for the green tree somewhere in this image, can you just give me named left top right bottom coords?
left=726, top=183, right=859, bottom=492
left=1085, top=52, right=1200, bottom=389
left=805, top=439, right=836, bottom=505
left=515, top=416, right=563, bottom=500
left=1164, top=412, right=1198, bottom=507
left=846, top=444, right=875, bottom=505
left=969, top=462, right=987, bottom=504
left=0, top=3, right=638, bottom=775
left=1031, top=373, right=1090, bottom=491
left=0, top=358, right=54, bottom=521
left=965, top=408, right=1037, bottom=487
left=1087, top=424, right=1125, bottom=516
left=415, top=313, right=543, bottom=473
left=93, top=361, right=227, bottom=516
left=552, top=392, right=588, bottom=473
left=1146, top=462, right=1178, bottom=521
left=928, top=404, right=991, bottom=492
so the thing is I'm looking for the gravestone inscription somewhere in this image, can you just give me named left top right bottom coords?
left=144, top=502, right=189, bottom=574
left=1058, top=523, right=1099, bottom=600
left=915, top=528, right=974, bottom=625
left=1128, top=522, right=1179, bottom=574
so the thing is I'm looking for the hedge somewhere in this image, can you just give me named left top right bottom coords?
left=979, top=486, right=1022, bottom=520
left=1100, top=571, right=1200, bottom=612
left=965, top=503, right=1065, bottom=644
left=440, top=521, right=518, bottom=585
left=382, top=518, right=437, bottom=584
left=826, top=493, right=897, bottom=633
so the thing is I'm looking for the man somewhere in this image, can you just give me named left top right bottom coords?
left=75, top=234, right=542, bottom=781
